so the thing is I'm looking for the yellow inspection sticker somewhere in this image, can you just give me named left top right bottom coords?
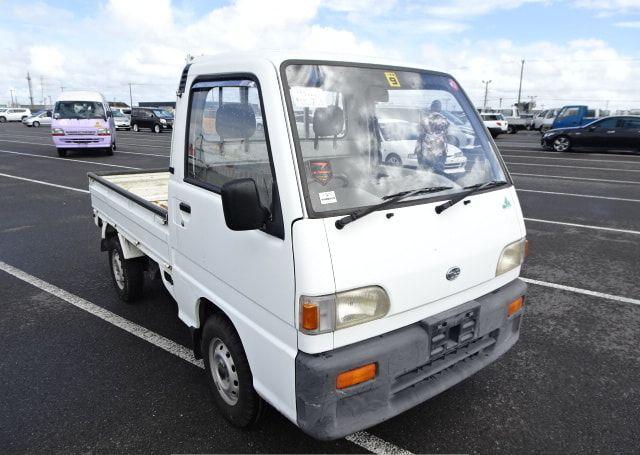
left=384, top=71, right=401, bottom=87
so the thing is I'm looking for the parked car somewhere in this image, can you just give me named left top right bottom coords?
left=111, top=107, right=132, bottom=117
left=87, top=52, right=528, bottom=441
left=22, top=110, right=53, bottom=127
left=130, top=107, right=173, bottom=133
left=0, top=107, right=32, bottom=122
left=495, top=107, right=532, bottom=133
left=378, top=118, right=468, bottom=173
left=112, top=110, right=131, bottom=130
left=551, top=105, right=609, bottom=129
left=480, top=112, right=508, bottom=138
left=538, top=109, right=558, bottom=132
left=51, top=90, right=116, bottom=157
left=541, top=116, right=640, bottom=152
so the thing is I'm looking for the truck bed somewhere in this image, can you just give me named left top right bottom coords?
left=88, top=169, right=171, bottom=267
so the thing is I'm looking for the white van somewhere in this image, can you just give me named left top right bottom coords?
left=88, top=52, right=528, bottom=440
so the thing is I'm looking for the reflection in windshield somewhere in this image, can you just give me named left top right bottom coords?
left=284, top=63, right=507, bottom=215
left=54, top=101, right=105, bottom=120
left=153, top=110, right=173, bottom=118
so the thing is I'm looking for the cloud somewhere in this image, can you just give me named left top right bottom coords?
left=615, top=20, right=640, bottom=27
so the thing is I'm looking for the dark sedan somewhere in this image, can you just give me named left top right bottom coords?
left=541, top=116, right=640, bottom=152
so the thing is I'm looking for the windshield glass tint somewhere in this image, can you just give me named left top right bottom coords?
left=153, top=110, right=173, bottom=118
left=284, top=63, right=507, bottom=215
left=55, top=101, right=105, bottom=120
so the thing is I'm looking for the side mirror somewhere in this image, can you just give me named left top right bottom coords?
left=221, top=179, right=269, bottom=231
left=53, top=113, right=60, bottom=120
left=588, top=125, right=596, bottom=132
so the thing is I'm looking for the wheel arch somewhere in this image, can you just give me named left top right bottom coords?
left=192, top=297, right=233, bottom=359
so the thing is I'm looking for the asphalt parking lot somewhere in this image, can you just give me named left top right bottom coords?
left=1, top=123, right=639, bottom=454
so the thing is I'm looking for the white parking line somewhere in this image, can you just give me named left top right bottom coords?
left=511, top=172, right=640, bottom=185
left=517, top=188, right=640, bottom=203
left=0, top=149, right=139, bottom=170
left=499, top=147, right=640, bottom=159
left=522, top=277, right=640, bottom=306
left=506, top=161, right=640, bottom=172
left=0, top=172, right=90, bottom=193
left=0, top=137, right=170, bottom=156
left=503, top=154, right=640, bottom=165
left=524, top=217, right=640, bottom=235
left=0, top=260, right=408, bottom=455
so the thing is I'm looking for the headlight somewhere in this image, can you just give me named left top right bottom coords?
left=160, top=118, right=166, bottom=124
left=51, top=128, right=65, bottom=136
left=496, top=238, right=526, bottom=276
left=299, top=286, right=390, bottom=334
left=97, top=128, right=111, bottom=136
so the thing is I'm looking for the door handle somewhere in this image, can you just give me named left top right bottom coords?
left=179, top=202, right=191, bottom=213
left=606, top=130, right=616, bottom=134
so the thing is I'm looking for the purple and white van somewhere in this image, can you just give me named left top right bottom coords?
left=51, top=91, right=116, bottom=157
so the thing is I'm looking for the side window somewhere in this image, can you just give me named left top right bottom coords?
left=185, top=79, right=275, bottom=210
left=595, top=118, right=617, bottom=129
left=622, top=118, right=640, bottom=129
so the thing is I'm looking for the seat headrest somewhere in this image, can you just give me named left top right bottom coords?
left=216, top=103, right=256, bottom=139
left=313, top=105, right=344, bottom=137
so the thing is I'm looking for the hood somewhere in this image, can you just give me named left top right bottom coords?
left=323, top=186, right=523, bottom=320
left=54, top=118, right=108, bottom=130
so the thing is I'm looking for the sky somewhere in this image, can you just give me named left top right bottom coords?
left=1, top=0, right=639, bottom=111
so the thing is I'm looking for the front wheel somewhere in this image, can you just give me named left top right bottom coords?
left=108, top=241, right=144, bottom=303
left=32, top=121, right=40, bottom=127
left=507, top=125, right=517, bottom=134
left=105, top=143, right=115, bottom=156
left=153, top=124, right=161, bottom=133
left=385, top=153, right=402, bottom=166
left=132, top=123, right=139, bottom=132
left=57, top=148, right=68, bottom=157
left=552, top=136, right=571, bottom=152
left=202, top=314, right=263, bottom=427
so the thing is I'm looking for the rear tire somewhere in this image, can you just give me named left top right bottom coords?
left=132, top=123, right=139, bottom=132
left=57, top=148, right=68, bottom=157
left=0, top=117, right=6, bottom=123
left=153, top=124, right=161, bottom=133
left=108, top=240, right=144, bottom=303
left=507, top=125, right=517, bottom=134
left=201, top=314, right=263, bottom=428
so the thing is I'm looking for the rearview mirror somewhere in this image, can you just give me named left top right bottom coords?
left=221, top=179, right=269, bottom=231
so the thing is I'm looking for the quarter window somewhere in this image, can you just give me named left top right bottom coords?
left=185, top=79, right=275, bottom=209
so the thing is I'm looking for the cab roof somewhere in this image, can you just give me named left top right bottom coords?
left=56, top=90, right=105, bottom=103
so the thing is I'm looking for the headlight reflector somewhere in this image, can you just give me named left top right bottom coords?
left=299, top=286, right=390, bottom=334
left=496, top=238, right=526, bottom=276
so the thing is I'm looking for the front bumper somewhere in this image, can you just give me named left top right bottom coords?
left=295, top=278, right=526, bottom=440
left=52, top=135, right=112, bottom=148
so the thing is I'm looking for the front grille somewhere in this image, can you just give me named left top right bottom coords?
left=66, top=130, right=97, bottom=136
left=63, top=138, right=101, bottom=144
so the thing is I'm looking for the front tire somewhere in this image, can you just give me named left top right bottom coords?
left=105, top=143, right=115, bottom=156
left=153, top=124, right=161, bottom=133
left=108, top=241, right=144, bottom=303
left=507, top=125, right=517, bottom=134
left=132, top=123, right=139, bottom=132
left=202, top=314, right=262, bottom=427
left=32, top=121, right=40, bottom=127
left=552, top=135, right=571, bottom=152
left=385, top=153, right=402, bottom=166
left=57, top=148, right=68, bottom=157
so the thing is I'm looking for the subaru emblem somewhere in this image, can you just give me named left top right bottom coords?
left=446, top=267, right=461, bottom=281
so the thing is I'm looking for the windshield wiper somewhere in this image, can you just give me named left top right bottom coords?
left=335, top=186, right=453, bottom=230
left=435, top=180, right=508, bottom=214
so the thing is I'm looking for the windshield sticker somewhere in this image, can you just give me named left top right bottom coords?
left=319, top=191, right=337, bottom=205
left=384, top=72, right=401, bottom=88
left=310, top=160, right=333, bottom=185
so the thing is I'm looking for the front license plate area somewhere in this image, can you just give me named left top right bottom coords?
left=428, top=307, right=479, bottom=358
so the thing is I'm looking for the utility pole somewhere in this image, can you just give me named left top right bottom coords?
left=517, top=59, right=525, bottom=105
left=128, top=82, right=133, bottom=108
left=499, top=97, right=503, bottom=109
left=482, top=80, right=492, bottom=111
left=60, top=86, right=65, bottom=92
left=26, top=72, right=34, bottom=107
left=9, top=89, right=15, bottom=107
left=40, top=76, right=45, bottom=105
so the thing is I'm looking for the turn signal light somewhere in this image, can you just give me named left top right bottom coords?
left=507, top=296, right=524, bottom=317
left=336, top=363, right=377, bottom=389
left=301, top=302, right=319, bottom=331
left=524, top=239, right=531, bottom=258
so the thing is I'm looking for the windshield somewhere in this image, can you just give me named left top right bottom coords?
left=153, top=109, right=173, bottom=118
left=283, top=63, right=507, bottom=216
left=112, top=110, right=125, bottom=117
left=54, top=101, right=105, bottom=120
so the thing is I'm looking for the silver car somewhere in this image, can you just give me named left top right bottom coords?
left=112, top=110, right=131, bottom=130
left=23, top=110, right=53, bottom=127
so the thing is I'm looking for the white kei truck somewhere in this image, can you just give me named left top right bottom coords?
left=88, top=52, right=528, bottom=440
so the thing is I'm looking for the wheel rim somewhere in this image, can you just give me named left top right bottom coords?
left=133, top=124, right=138, bottom=132
left=554, top=137, right=569, bottom=151
left=33, top=122, right=39, bottom=127
left=154, top=125, right=160, bottom=133
left=111, top=250, right=125, bottom=290
left=209, top=338, right=239, bottom=406
left=386, top=155, right=401, bottom=166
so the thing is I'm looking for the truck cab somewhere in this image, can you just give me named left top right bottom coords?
left=551, top=105, right=610, bottom=129
left=88, top=52, right=527, bottom=440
